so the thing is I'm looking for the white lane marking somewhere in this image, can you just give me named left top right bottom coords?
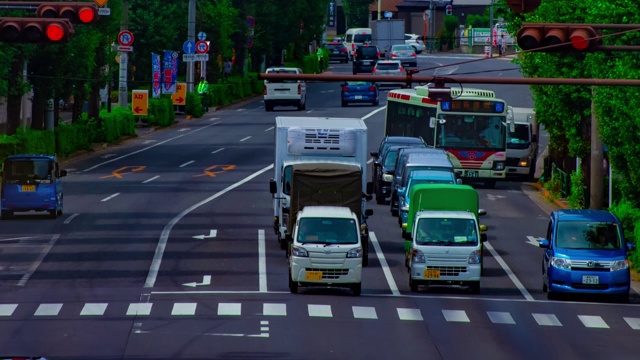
left=209, top=118, right=220, bottom=122
left=362, top=106, right=387, bottom=120
left=367, top=158, right=373, bottom=164
left=263, top=303, right=287, bottom=316
left=624, top=317, right=640, bottom=330
left=101, top=193, right=120, bottom=202
left=144, top=164, right=274, bottom=288
left=127, top=303, right=153, bottom=316
left=532, top=313, right=562, bottom=326
left=18, top=234, right=59, bottom=286
left=578, top=315, right=609, bottom=329
left=218, top=303, right=241, bottom=316
left=80, top=303, right=108, bottom=316
left=172, top=303, right=197, bottom=316
left=179, top=160, right=195, bottom=168
left=34, top=304, right=63, bottom=316
left=239, top=136, right=252, bottom=142
left=306, top=110, right=313, bottom=113
left=101, top=154, right=118, bottom=159
left=442, top=310, right=470, bottom=322
left=369, top=232, right=400, bottom=296
left=258, top=229, right=267, bottom=293
left=0, top=304, right=18, bottom=316
left=308, top=304, right=332, bottom=318
left=487, top=311, right=516, bottom=324
left=264, top=126, right=274, bottom=131
left=0, top=236, right=33, bottom=242
left=237, top=109, right=246, bottom=112
left=352, top=306, right=378, bottom=319
left=143, top=175, right=160, bottom=184
left=63, top=213, right=79, bottom=224
left=212, top=148, right=225, bottom=154
left=177, top=128, right=191, bottom=132
left=484, top=241, right=534, bottom=301
left=397, top=308, right=423, bottom=321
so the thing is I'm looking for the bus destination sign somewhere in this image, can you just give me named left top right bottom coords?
left=440, top=100, right=505, bottom=113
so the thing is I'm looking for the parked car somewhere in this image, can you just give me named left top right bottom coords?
left=323, top=42, right=349, bottom=63
left=405, top=33, right=426, bottom=54
left=373, top=60, right=405, bottom=88
left=387, top=44, right=417, bottom=67
left=352, top=44, right=380, bottom=74
left=341, top=81, right=378, bottom=107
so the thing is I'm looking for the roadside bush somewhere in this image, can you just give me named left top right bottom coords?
left=247, top=72, right=264, bottom=94
left=100, top=106, right=135, bottom=143
left=13, top=128, right=55, bottom=155
left=567, top=168, right=586, bottom=209
left=543, top=176, right=562, bottom=198
left=186, top=91, right=204, bottom=118
left=146, top=97, right=175, bottom=127
left=608, top=198, right=640, bottom=267
left=0, top=134, right=21, bottom=163
left=55, top=121, right=93, bottom=157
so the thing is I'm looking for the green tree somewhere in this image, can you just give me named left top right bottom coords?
left=343, top=0, right=373, bottom=28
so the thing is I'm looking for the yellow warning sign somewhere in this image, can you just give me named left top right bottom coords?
left=172, top=83, right=187, bottom=106
left=94, top=0, right=109, bottom=7
left=132, top=90, right=148, bottom=116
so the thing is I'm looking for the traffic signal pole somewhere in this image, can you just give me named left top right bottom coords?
left=186, top=0, right=195, bottom=93
left=118, top=0, right=128, bottom=108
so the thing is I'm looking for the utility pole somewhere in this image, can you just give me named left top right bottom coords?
left=118, top=0, right=129, bottom=107
left=489, top=0, right=494, bottom=58
left=590, top=86, right=604, bottom=209
left=377, top=0, right=381, bottom=20
left=187, top=0, right=196, bottom=92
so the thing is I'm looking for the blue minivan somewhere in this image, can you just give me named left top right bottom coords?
left=1, top=154, right=67, bottom=219
left=539, top=209, right=636, bottom=302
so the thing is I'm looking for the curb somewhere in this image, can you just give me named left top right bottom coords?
left=533, top=182, right=570, bottom=209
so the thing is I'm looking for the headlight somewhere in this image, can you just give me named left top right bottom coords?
left=468, top=250, right=481, bottom=264
left=347, top=248, right=363, bottom=258
left=382, top=174, right=394, bottom=182
left=611, top=259, right=629, bottom=271
left=551, top=257, right=571, bottom=270
left=494, top=161, right=505, bottom=171
left=291, top=246, right=308, bottom=257
left=518, top=157, right=529, bottom=167
left=412, top=249, right=425, bottom=263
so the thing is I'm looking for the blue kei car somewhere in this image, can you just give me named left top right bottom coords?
left=341, top=81, right=379, bottom=107
left=540, top=209, right=636, bottom=302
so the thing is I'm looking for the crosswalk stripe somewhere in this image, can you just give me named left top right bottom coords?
left=263, top=303, right=287, bottom=316
left=308, top=304, right=333, bottom=318
left=35, top=303, right=63, bottom=316
left=487, top=311, right=515, bottom=324
left=127, top=303, right=152, bottom=316
left=0, top=304, right=18, bottom=316
left=172, top=303, right=197, bottom=316
left=352, top=306, right=378, bottom=319
left=532, top=313, right=562, bottom=326
left=624, top=317, right=640, bottom=330
left=218, top=302, right=241, bottom=316
left=80, top=303, right=108, bottom=316
left=578, top=315, right=609, bottom=329
left=443, top=310, right=470, bottom=322
left=397, top=308, right=423, bottom=321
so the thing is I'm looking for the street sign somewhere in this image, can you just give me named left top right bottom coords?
left=197, top=31, right=207, bottom=41
left=195, top=40, right=209, bottom=54
left=98, top=8, right=110, bottom=16
left=94, top=0, right=109, bottom=6
left=132, top=90, right=148, bottom=116
left=118, top=30, right=134, bottom=46
left=171, top=83, right=187, bottom=106
left=183, top=40, right=195, bottom=54
left=384, top=11, right=392, bottom=18
left=246, top=36, right=253, bottom=48
left=246, top=16, right=255, bottom=28
left=183, top=54, right=209, bottom=62
left=117, top=45, right=133, bottom=52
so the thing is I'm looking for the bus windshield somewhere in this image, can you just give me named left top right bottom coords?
left=3, top=159, right=53, bottom=181
left=437, top=114, right=507, bottom=151
left=385, top=101, right=437, bottom=145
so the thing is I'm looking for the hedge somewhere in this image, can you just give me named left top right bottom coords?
left=146, top=97, right=175, bottom=127
left=100, top=106, right=136, bottom=143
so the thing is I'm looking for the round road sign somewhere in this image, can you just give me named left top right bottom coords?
left=195, top=40, right=209, bottom=54
left=118, top=30, right=134, bottom=46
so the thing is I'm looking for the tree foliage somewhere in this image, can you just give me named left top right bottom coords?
left=343, top=0, right=373, bottom=28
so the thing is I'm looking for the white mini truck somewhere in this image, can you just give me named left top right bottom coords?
left=289, top=206, right=364, bottom=295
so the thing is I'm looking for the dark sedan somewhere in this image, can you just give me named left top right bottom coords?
left=323, top=42, right=349, bottom=63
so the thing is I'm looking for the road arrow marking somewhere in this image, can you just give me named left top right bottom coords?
left=143, top=140, right=157, bottom=144
left=526, top=236, right=542, bottom=247
left=487, top=194, right=506, bottom=201
left=193, top=230, right=217, bottom=240
left=101, top=154, right=118, bottom=159
left=183, top=275, right=212, bottom=288
left=178, top=128, right=191, bottom=132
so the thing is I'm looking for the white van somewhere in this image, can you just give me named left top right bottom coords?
left=263, top=67, right=306, bottom=111
left=344, top=28, right=372, bottom=60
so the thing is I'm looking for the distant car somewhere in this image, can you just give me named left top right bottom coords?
left=373, top=60, right=405, bottom=88
left=263, top=67, right=306, bottom=111
left=387, top=44, right=417, bottom=67
left=352, top=44, right=380, bottom=74
left=341, top=81, right=379, bottom=107
left=323, top=42, right=349, bottom=63
left=405, top=34, right=425, bottom=54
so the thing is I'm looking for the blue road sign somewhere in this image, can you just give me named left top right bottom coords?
left=198, top=32, right=207, bottom=41
left=183, top=40, right=195, bottom=54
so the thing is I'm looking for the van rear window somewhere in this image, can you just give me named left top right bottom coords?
left=376, top=63, right=400, bottom=70
left=4, top=159, right=53, bottom=181
left=266, top=69, right=299, bottom=83
left=354, top=34, right=372, bottom=43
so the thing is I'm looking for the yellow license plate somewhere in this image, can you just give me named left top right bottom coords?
left=305, top=271, right=323, bottom=281
left=424, top=269, right=440, bottom=279
left=21, top=185, right=35, bottom=192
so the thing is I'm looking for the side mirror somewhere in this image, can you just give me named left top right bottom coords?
left=531, top=134, right=538, bottom=142
left=366, top=182, right=373, bottom=195
left=539, top=239, right=551, bottom=248
left=478, top=209, right=487, bottom=216
left=269, top=179, right=277, bottom=194
left=456, top=178, right=463, bottom=185
left=480, top=233, right=488, bottom=243
left=370, top=151, right=379, bottom=158
left=365, top=209, right=374, bottom=217
left=627, top=242, right=636, bottom=252
left=59, top=170, right=67, bottom=177
left=479, top=224, right=488, bottom=232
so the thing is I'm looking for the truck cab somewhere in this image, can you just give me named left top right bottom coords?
left=506, top=107, right=538, bottom=180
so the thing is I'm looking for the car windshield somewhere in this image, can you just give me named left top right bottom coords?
left=556, top=221, right=621, bottom=250
left=347, top=81, right=371, bottom=86
left=383, top=149, right=399, bottom=167
left=392, top=45, right=413, bottom=52
left=297, top=217, right=358, bottom=245
left=3, top=159, right=53, bottom=181
left=324, top=43, right=344, bottom=50
left=415, top=218, right=478, bottom=246
left=507, top=123, right=530, bottom=149
left=377, top=63, right=400, bottom=70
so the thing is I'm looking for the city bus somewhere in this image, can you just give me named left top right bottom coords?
left=385, top=86, right=512, bottom=187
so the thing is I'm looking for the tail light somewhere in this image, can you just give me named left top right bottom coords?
left=411, top=52, right=416, bottom=57
left=263, top=85, right=267, bottom=95
left=415, top=39, right=420, bottom=43
left=352, top=43, right=355, bottom=50
left=369, top=85, right=376, bottom=91
left=297, top=83, right=301, bottom=95
left=392, top=52, right=397, bottom=58
left=342, top=86, right=348, bottom=92
left=341, top=47, right=348, bottom=53
left=372, top=67, right=377, bottom=73
left=399, top=66, right=404, bottom=72
left=377, top=50, right=380, bottom=58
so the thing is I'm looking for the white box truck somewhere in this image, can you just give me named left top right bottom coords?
left=506, top=106, right=539, bottom=180
left=371, top=19, right=406, bottom=57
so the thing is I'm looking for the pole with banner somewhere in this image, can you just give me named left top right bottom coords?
left=151, top=53, right=161, bottom=98
left=162, top=50, right=178, bottom=94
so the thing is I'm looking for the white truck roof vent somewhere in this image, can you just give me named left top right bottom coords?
left=287, top=127, right=357, bottom=156
left=451, top=88, right=496, bottom=98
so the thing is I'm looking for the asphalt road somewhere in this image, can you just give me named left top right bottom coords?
left=0, top=53, right=638, bottom=359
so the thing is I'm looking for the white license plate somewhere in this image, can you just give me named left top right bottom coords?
left=363, top=61, right=371, bottom=65
left=582, top=275, right=599, bottom=284
left=354, top=95, right=363, bottom=99
left=464, top=170, right=479, bottom=178
left=333, top=51, right=339, bottom=54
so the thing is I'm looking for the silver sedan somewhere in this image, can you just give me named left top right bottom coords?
left=387, top=44, right=417, bottom=67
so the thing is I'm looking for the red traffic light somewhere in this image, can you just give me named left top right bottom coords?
left=505, top=0, right=541, bottom=14
left=517, top=23, right=600, bottom=52
left=37, top=2, right=99, bottom=24
left=0, top=18, right=74, bottom=43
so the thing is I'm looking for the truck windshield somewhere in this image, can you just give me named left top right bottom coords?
left=297, top=218, right=358, bottom=245
left=556, top=221, right=621, bottom=250
left=3, top=159, right=53, bottom=181
left=507, top=123, right=530, bottom=149
left=415, top=218, right=478, bottom=246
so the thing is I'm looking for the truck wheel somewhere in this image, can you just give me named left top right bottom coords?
left=341, top=100, right=348, bottom=107
left=469, top=282, right=481, bottom=294
left=265, top=102, right=273, bottom=112
left=278, top=233, right=287, bottom=250
left=48, top=210, right=58, bottom=219
left=288, top=270, right=298, bottom=294
left=375, top=192, right=385, bottom=205
left=351, top=283, right=362, bottom=296
left=1, top=210, right=13, bottom=220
